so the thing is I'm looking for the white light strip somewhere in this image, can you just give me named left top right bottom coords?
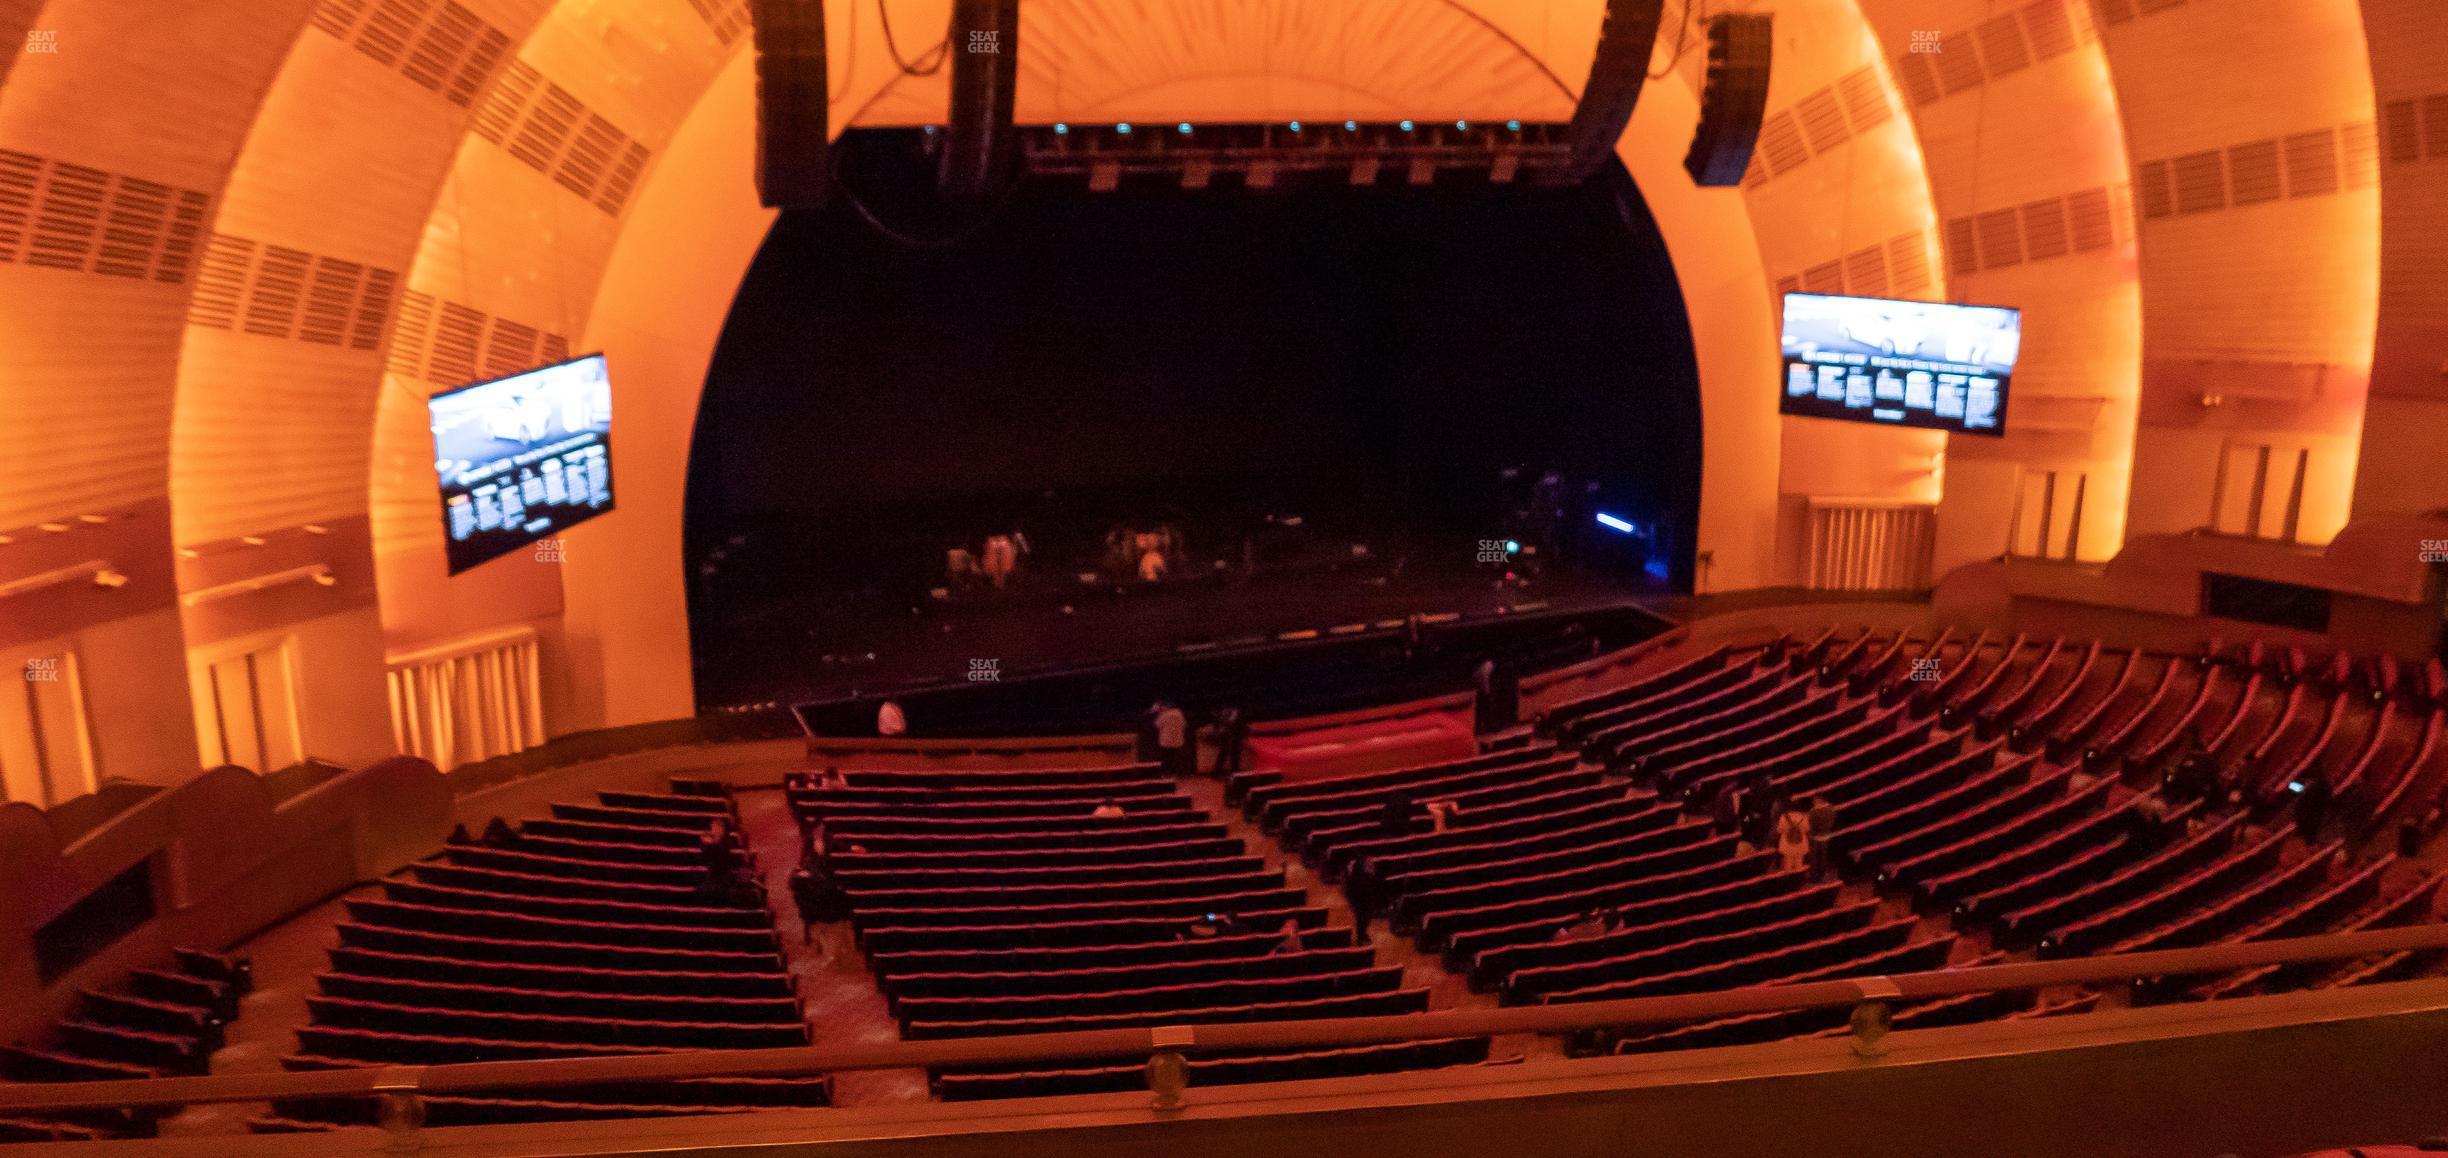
left=0, top=558, right=116, bottom=603
left=179, top=564, right=336, bottom=608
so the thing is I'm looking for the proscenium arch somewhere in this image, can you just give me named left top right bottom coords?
left=559, top=2, right=1789, bottom=725
left=6, top=0, right=2383, bottom=777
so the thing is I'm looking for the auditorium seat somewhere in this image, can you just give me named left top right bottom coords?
left=267, top=792, right=812, bottom=1131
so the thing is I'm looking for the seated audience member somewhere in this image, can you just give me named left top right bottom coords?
left=2291, top=770, right=2333, bottom=839
left=1708, top=780, right=1742, bottom=832
left=1270, top=918, right=1306, bottom=956
left=876, top=698, right=907, bottom=737
left=1181, top=912, right=1241, bottom=941
left=1554, top=910, right=1608, bottom=941
left=1090, top=798, right=1127, bottom=820
left=444, top=823, right=474, bottom=846
left=1138, top=546, right=1169, bottom=583
left=2121, top=794, right=2175, bottom=854
left=480, top=817, right=520, bottom=847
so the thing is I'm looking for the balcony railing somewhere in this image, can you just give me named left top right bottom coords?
left=1, top=922, right=2443, bottom=1141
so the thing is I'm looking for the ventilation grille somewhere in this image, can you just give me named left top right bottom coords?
left=1805, top=501, right=1936, bottom=592
left=1894, top=0, right=2096, bottom=110
left=469, top=60, right=653, bottom=217
left=185, top=232, right=397, bottom=349
left=685, top=0, right=753, bottom=46
left=1940, top=184, right=2126, bottom=277
left=2132, top=117, right=2383, bottom=222
left=383, top=289, right=574, bottom=387
left=309, top=0, right=512, bottom=110
left=0, top=150, right=211, bottom=282
left=1742, top=66, right=1897, bottom=186
left=2091, top=0, right=2188, bottom=26
left=2379, top=92, right=2448, bottom=169
left=1775, top=230, right=1938, bottom=301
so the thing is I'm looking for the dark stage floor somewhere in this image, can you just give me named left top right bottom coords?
left=691, top=559, right=1673, bottom=712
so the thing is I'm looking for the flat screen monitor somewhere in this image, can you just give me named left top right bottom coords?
left=429, top=353, right=614, bottom=575
left=1779, top=293, right=2019, bottom=437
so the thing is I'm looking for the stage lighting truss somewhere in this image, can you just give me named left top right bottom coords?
left=1022, top=121, right=1573, bottom=191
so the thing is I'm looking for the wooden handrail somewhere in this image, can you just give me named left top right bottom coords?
left=3, top=922, right=2444, bottom=1117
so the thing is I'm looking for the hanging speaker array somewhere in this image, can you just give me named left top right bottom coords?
left=1683, top=14, right=1775, bottom=188
left=751, top=0, right=829, bottom=209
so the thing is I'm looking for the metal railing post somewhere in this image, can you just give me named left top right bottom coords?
left=1148, top=1026, right=1193, bottom=1112
left=372, top=1066, right=426, bottom=1154
left=1849, top=977, right=1902, bottom=1059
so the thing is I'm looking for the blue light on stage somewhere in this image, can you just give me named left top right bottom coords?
left=1178, top=122, right=1193, bottom=135
left=1456, top=120, right=1469, bottom=131
left=1288, top=121, right=1302, bottom=132
left=1595, top=512, right=1637, bottom=534
left=1344, top=120, right=1359, bottom=131
left=1399, top=119, right=1415, bottom=132
left=1053, top=123, right=1069, bottom=134
left=1116, top=122, right=1133, bottom=134
left=1506, top=120, right=1522, bottom=131
left=1503, top=539, right=1520, bottom=555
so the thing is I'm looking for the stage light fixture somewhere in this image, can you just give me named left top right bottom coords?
left=1288, top=121, right=1302, bottom=132
left=1054, top=123, right=1068, bottom=134
left=1344, top=120, right=1358, bottom=131
left=1456, top=120, right=1469, bottom=131
left=1507, top=120, right=1522, bottom=131
left=1177, top=122, right=1192, bottom=135
left=1595, top=512, right=1637, bottom=534
left=1116, top=122, right=1132, bottom=134
left=1399, top=119, right=1415, bottom=132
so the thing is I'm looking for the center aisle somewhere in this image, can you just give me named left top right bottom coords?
left=733, top=785, right=931, bottom=1106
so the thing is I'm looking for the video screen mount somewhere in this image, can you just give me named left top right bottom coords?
left=430, top=353, right=615, bottom=575
left=1778, top=292, right=2018, bottom=437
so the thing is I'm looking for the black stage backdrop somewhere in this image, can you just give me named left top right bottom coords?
left=687, top=150, right=1701, bottom=691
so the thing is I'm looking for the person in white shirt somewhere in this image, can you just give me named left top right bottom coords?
left=1153, top=703, right=1191, bottom=776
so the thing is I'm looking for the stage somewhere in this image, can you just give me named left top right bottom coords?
left=691, top=553, right=1673, bottom=715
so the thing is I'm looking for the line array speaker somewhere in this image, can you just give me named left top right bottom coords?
left=1683, top=13, right=1774, bottom=188
left=1557, top=0, right=1669, bottom=184
left=940, top=0, right=1020, bottom=199
left=752, top=0, right=829, bottom=209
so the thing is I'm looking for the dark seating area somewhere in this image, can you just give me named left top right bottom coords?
left=0, top=948, right=249, bottom=1140
left=789, top=762, right=1487, bottom=1096
left=1278, top=628, right=2448, bottom=1054
left=255, top=788, right=819, bottom=1132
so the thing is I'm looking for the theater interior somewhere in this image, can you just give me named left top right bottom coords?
left=2, top=0, right=2447, bottom=1155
